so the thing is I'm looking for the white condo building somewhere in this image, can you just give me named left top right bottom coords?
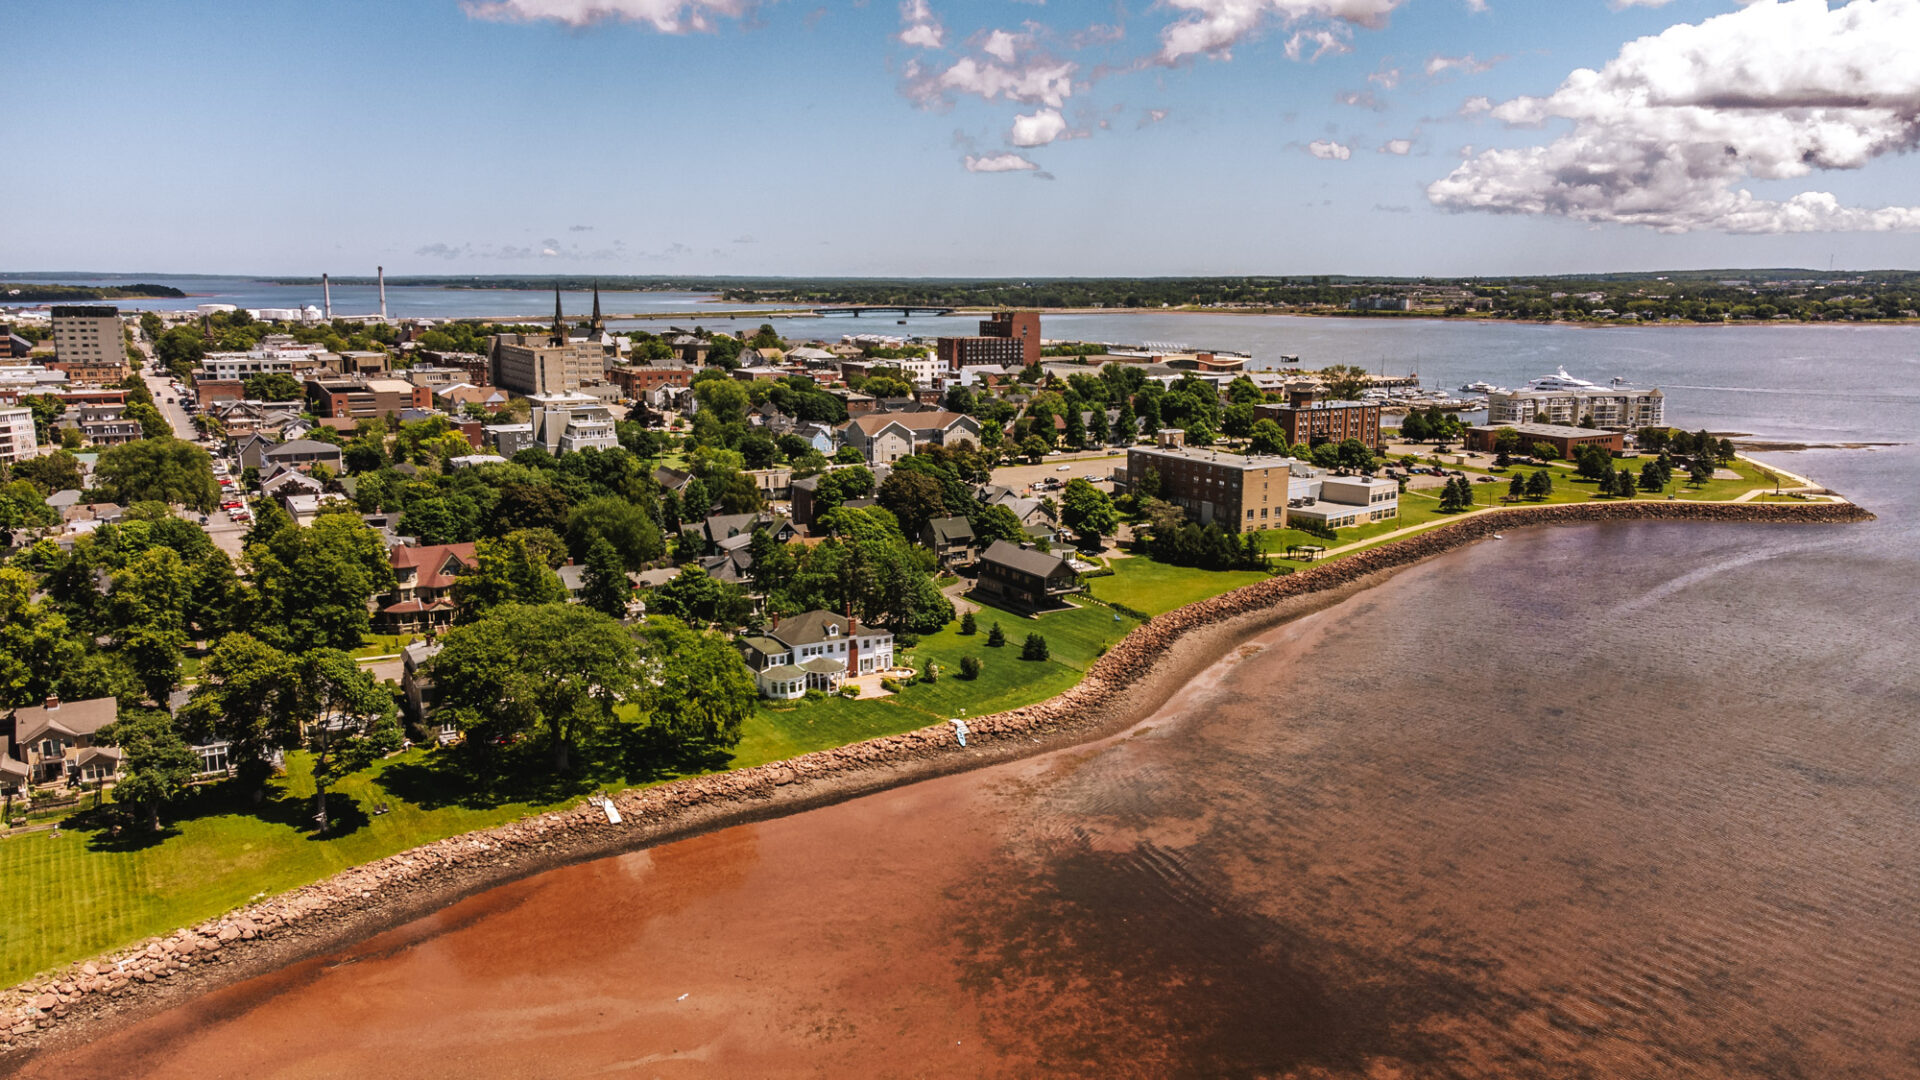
left=0, top=407, right=42, bottom=464
left=1487, top=368, right=1665, bottom=431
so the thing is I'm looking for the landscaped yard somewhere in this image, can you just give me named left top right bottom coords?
left=1085, top=558, right=1270, bottom=616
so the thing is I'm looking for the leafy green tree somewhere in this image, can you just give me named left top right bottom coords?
left=566, top=495, right=663, bottom=569
left=242, top=372, right=305, bottom=401
left=1248, top=420, right=1289, bottom=456
left=579, top=535, right=633, bottom=619
left=1021, top=434, right=1051, bottom=464
left=99, top=708, right=199, bottom=831
left=1438, top=475, right=1473, bottom=513
left=109, top=546, right=195, bottom=702
left=986, top=621, right=1006, bottom=647
left=959, top=611, right=977, bottom=635
left=636, top=616, right=755, bottom=752
left=1526, top=470, right=1554, bottom=500
left=959, top=655, right=982, bottom=680
left=94, top=438, right=219, bottom=512
left=11, top=449, right=82, bottom=494
left=0, top=568, right=88, bottom=708
left=1060, top=478, right=1117, bottom=545
left=0, top=479, right=58, bottom=539
left=1021, top=632, right=1051, bottom=661
left=749, top=323, right=784, bottom=350
left=1508, top=472, right=1528, bottom=501
left=454, top=533, right=568, bottom=618
left=746, top=527, right=799, bottom=596
left=294, top=648, right=401, bottom=833
left=1639, top=460, right=1665, bottom=492
left=970, top=503, right=1024, bottom=545
left=429, top=603, right=641, bottom=772
left=178, top=632, right=297, bottom=790
left=877, top=469, right=947, bottom=539
left=1688, top=457, right=1714, bottom=487
left=249, top=514, right=394, bottom=652
left=341, top=437, right=388, bottom=474
left=647, top=565, right=749, bottom=626
left=1399, top=410, right=1431, bottom=443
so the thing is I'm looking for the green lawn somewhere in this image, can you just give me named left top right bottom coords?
left=1086, top=558, right=1269, bottom=616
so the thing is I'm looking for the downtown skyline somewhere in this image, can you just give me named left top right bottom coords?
left=8, top=0, right=1920, bottom=277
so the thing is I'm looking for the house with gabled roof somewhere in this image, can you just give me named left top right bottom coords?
left=836, top=410, right=981, bottom=465
left=376, top=542, right=478, bottom=633
left=9, top=695, right=119, bottom=786
left=736, top=610, right=895, bottom=699
left=974, top=540, right=1082, bottom=609
left=921, top=515, right=978, bottom=569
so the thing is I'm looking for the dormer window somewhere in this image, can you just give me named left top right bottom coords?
left=827, top=626, right=840, bottom=637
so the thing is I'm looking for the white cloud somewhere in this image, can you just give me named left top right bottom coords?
left=898, top=0, right=945, bottom=48
left=1308, top=139, right=1352, bottom=160
left=1425, top=53, right=1497, bottom=77
left=1380, top=138, right=1413, bottom=154
left=1460, top=95, right=1492, bottom=115
left=908, top=55, right=1078, bottom=108
left=982, top=28, right=1024, bottom=63
left=1368, top=65, right=1401, bottom=89
left=965, top=152, right=1040, bottom=172
left=460, top=0, right=747, bottom=32
left=1156, top=0, right=1408, bottom=63
left=1285, top=27, right=1352, bottom=61
left=1008, top=107, right=1072, bottom=146
left=1428, top=0, right=1920, bottom=233
left=1140, top=107, right=1170, bottom=127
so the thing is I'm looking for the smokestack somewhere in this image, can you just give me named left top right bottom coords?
left=378, top=266, right=387, bottom=321
left=322, top=273, right=332, bottom=319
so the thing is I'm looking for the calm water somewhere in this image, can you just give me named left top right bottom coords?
left=18, top=321, right=1920, bottom=1079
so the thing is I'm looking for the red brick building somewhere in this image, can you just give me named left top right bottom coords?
left=1465, top=423, right=1623, bottom=459
left=1254, top=390, right=1382, bottom=449
left=607, top=362, right=696, bottom=398
left=937, top=310, right=1042, bottom=372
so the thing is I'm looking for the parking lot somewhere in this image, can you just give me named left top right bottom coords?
left=989, top=451, right=1125, bottom=496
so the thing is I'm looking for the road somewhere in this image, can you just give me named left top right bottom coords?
left=131, top=334, right=197, bottom=441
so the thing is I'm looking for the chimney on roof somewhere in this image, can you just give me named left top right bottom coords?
left=44, top=695, right=59, bottom=711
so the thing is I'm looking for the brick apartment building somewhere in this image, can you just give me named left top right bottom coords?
left=1254, top=390, right=1382, bottom=450
left=1465, top=423, right=1624, bottom=459
left=607, top=362, right=696, bottom=398
left=305, top=377, right=432, bottom=420
left=1125, top=430, right=1295, bottom=533
left=936, top=310, right=1041, bottom=372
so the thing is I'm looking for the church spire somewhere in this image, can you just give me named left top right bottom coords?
left=551, top=283, right=565, bottom=346
left=590, top=281, right=603, bottom=332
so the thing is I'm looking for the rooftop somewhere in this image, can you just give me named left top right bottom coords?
left=1470, top=422, right=1619, bottom=439
left=1129, top=444, right=1298, bottom=470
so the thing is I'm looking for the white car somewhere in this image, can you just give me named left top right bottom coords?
left=1055, top=464, right=1071, bottom=471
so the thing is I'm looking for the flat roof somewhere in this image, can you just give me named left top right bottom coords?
left=1129, top=444, right=1298, bottom=470
left=1470, top=422, right=1619, bottom=439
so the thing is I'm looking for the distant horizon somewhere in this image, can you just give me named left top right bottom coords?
left=4, top=266, right=1914, bottom=284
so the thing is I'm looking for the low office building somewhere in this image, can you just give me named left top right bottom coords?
left=306, top=377, right=431, bottom=420
left=1466, top=423, right=1624, bottom=459
left=1124, top=430, right=1296, bottom=532
left=1255, top=390, right=1382, bottom=450
left=607, top=362, right=696, bottom=398
left=484, top=423, right=536, bottom=458
left=1286, top=471, right=1400, bottom=529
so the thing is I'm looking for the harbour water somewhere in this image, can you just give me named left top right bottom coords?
left=15, top=320, right=1920, bottom=1079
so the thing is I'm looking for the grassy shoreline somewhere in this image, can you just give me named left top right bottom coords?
left=0, top=456, right=1838, bottom=987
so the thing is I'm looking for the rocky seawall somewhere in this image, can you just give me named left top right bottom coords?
left=0, top=499, right=1874, bottom=1064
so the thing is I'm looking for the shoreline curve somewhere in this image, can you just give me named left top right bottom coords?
left=0, top=498, right=1875, bottom=1068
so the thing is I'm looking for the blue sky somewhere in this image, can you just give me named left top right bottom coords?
left=8, top=0, right=1920, bottom=276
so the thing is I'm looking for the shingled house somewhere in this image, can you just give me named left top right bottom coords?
left=973, top=540, right=1081, bottom=609
left=736, top=610, right=896, bottom=699
left=376, top=542, right=477, bottom=633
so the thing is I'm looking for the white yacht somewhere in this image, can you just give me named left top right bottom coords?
left=1459, top=380, right=1508, bottom=394
left=1525, top=366, right=1603, bottom=392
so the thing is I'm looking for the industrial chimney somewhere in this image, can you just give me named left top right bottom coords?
left=377, top=266, right=388, bottom=321
left=322, top=273, right=332, bottom=319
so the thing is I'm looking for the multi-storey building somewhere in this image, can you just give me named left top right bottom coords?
left=978, top=310, right=1042, bottom=366
left=1486, top=368, right=1665, bottom=430
left=936, top=334, right=1026, bottom=373
left=527, top=392, right=619, bottom=454
left=75, top=403, right=142, bottom=446
left=837, top=410, right=981, bottom=464
left=607, top=362, right=696, bottom=398
left=490, top=288, right=607, bottom=396
left=304, top=376, right=432, bottom=419
left=0, top=407, right=40, bottom=464
left=50, top=306, right=125, bottom=382
left=1254, top=390, right=1382, bottom=449
left=1124, top=429, right=1296, bottom=532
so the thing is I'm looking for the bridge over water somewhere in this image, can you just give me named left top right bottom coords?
left=812, top=305, right=956, bottom=317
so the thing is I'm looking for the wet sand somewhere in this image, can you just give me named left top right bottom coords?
left=22, top=514, right=1920, bottom=1079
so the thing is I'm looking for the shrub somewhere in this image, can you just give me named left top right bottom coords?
left=804, top=688, right=826, bottom=702
left=920, top=661, right=938, bottom=684
left=959, top=612, right=977, bottom=635
left=1021, top=633, right=1050, bottom=661
left=841, top=684, right=861, bottom=698
left=880, top=678, right=902, bottom=694
left=959, top=655, right=982, bottom=680
left=986, top=621, right=1006, bottom=647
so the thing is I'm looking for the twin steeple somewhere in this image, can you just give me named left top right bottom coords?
left=550, top=281, right=604, bottom=344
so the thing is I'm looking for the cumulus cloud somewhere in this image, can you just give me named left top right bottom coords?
left=460, top=0, right=748, bottom=32
left=1380, top=138, right=1413, bottom=154
left=1307, top=139, right=1352, bottom=159
left=907, top=54, right=1077, bottom=108
left=1008, top=107, right=1072, bottom=146
left=898, top=0, right=945, bottom=48
left=1157, top=0, right=1408, bottom=63
left=981, top=28, right=1025, bottom=62
left=1428, top=0, right=1920, bottom=233
left=1338, top=89, right=1385, bottom=109
left=965, top=152, right=1041, bottom=172
left=1425, top=53, right=1497, bottom=77
left=1460, top=95, right=1492, bottom=115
